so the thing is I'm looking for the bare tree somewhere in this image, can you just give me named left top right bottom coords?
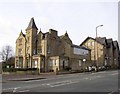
left=0, top=45, right=13, bottom=62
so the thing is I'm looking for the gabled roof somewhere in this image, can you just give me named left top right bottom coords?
left=107, top=38, right=112, bottom=44
left=80, top=37, right=109, bottom=47
left=96, top=37, right=107, bottom=46
left=59, top=35, right=64, bottom=39
left=113, top=41, right=119, bottom=49
left=64, top=31, right=68, bottom=36
left=80, top=37, right=95, bottom=46
left=59, top=32, right=72, bottom=44
left=106, top=38, right=113, bottom=48
left=26, top=17, right=38, bottom=30
left=19, top=30, right=25, bottom=37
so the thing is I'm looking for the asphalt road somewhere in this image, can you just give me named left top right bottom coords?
left=2, top=70, right=120, bottom=93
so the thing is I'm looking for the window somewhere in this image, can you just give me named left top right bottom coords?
left=37, top=48, right=42, bottom=54
left=88, top=42, right=91, bottom=46
left=18, top=49, right=22, bottom=55
left=53, top=59, right=56, bottom=66
left=73, top=47, right=89, bottom=55
left=27, top=47, right=30, bottom=54
left=49, top=59, right=53, bottom=66
left=92, top=41, right=94, bottom=46
left=33, top=49, right=36, bottom=55
left=65, top=60, right=68, bottom=67
left=27, top=37, right=30, bottom=43
left=32, top=60, right=38, bottom=68
left=79, top=60, right=82, bottom=66
left=47, top=46, right=50, bottom=53
left=19, top=38, right=22, bottom=46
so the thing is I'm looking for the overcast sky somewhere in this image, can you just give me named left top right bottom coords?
left=0, top=0, right=119, bottom=58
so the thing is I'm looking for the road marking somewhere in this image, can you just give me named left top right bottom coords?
left=44, top=75, right=105, bottom=88
left=84, top=78, right=89, bottom=80
left=2, top=87, right=21, bottom=91
left=18, top=90, right=30, bottom=92
left=50, top=80, right=80, bottom=87
left=110, top=73, right=118, bottom=75
left=108, top=91, right=114, bottom=94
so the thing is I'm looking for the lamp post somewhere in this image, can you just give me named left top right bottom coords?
left=83, top=59, right=86, bottom=72
left=96, top=25, right=103, bottom=37
left=96, top=25, right=103, bottom=68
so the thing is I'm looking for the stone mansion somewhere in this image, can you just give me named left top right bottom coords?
left=15, top=18, right=120, bottom=73
left=15, top=18, right=91, bottom=73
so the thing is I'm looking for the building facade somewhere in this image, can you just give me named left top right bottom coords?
left=80, top=37, right=120, bottom=69
left=15, top=18, right=91, bottom=73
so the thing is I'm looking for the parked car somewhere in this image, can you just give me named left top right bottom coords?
left=91, top=66, right=97, bottom=71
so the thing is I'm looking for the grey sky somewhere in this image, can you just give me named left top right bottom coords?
left=0, top=0, right=119, bottom=56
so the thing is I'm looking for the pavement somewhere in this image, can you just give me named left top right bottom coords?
left=2, top=72, right=56, bottom=82
left=2, top=71, right=86, bottom=82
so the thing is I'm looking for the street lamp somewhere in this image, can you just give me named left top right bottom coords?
left=83, top=59, right=86, bottom=72
left=96, top=25, right=103, bottom=68
left=96, top=25, right=103, bottom=37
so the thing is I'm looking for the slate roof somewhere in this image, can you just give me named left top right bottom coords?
left=95, top=37, right=107, bottom=46
left=113, top=41, right=119, bottom=49
left=80, top=37, right=95, bottom=46
left=26, top=17, right=38, bottom=30
left=106, top=38, right=113, bottom=48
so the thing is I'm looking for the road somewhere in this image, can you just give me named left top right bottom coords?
left=2, top=70, right=120, bottom=93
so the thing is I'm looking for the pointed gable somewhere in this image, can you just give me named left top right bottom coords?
left=106, top=38, right=113, bottom=48
left=80, top=37, right=95, bottom=46
left=19, top=30, right=25, bottom=37
left=59, top=32, right=72, bottom=45
left=64, top=31, right=68, bottom=37
left=96, top=37, right=107, bottom=46
left=113, top=41, right=119, bottom=49
left=26, top=17, right=38, bottom=30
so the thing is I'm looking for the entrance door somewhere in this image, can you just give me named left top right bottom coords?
left=41, top=58, right=44, bottom=72
left=63, top=60, right=65, bottom=69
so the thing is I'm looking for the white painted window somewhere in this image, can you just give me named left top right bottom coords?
left=92, top=41, right=94, bottom=46
left=27, top=47, right=30, bottom=54
left=56, top=59, right=59, bottom=66
left=79, top=60, right=82, bottom=66
left=18, top=49, right=22, bottom=56
left=33, top=49, right=36, bottom=55
left=35, top=60, right=37, bottom=68
left=88, top=42, right=91, bottom=46
left=53, top=59, right=56, bottom=66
